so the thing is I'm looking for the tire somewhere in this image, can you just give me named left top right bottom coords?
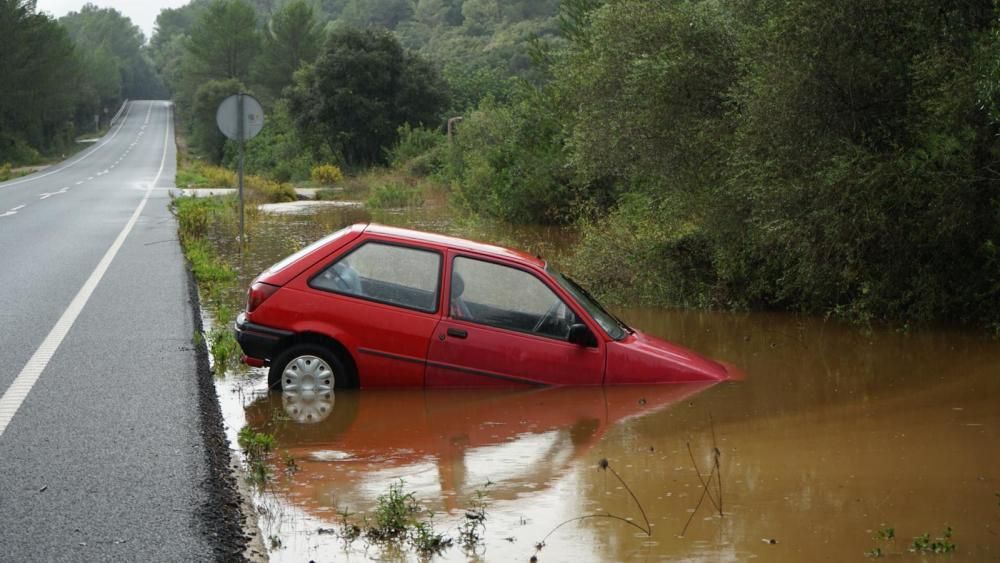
left=268, top=344, right=355, bottom=392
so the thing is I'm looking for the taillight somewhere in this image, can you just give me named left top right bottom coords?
left=247, top=282, right=280, bottom=313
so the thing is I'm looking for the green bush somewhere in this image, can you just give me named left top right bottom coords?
left=447, top=92, right=577, bottom=224
left=311, top=163, right=344, bottom=185
left=570, top=194, right=716, bottom=307
left=0, top=163, right=11, bottom=182
left=366, top=182, right=423, bottom=208
left=246, top=175, right=297, bottom=203
left=221, top=101, right=317, bottom=182
left=203, top=165, right=236, bottom=188
left=389, top=124, right=445, bottom=171
left=0, top=134, right=42, bottom=166
left=237, top=426, right=277, bottom=463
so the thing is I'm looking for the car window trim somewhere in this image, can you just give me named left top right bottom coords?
left=308, top=238, right=444, bottom=315
left=447, top=253, right=599, bottom=344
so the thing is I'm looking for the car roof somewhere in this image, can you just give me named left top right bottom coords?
left=362, top=223, right=546, bottom=269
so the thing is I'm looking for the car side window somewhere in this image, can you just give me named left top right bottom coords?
left=312, top=242, right=441, bottom=313
left=451, top=257, right=578, bottom=340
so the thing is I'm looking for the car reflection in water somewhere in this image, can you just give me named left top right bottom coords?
left=244, top=382, right=717, bottom=519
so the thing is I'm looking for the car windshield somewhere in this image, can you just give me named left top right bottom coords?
left=548, top=267, right=629, bottom=341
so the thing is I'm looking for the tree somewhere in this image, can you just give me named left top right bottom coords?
left=0, top=0, right=78, bottom=160
left=184, top=0, right=260, bottom=83
left=61, top=4, right=166, bottom=104
left=255, top=0, right=323, bottom=100
left=338, top=0, right=414, bottom=30
left=286, top=28, right=448, bottom=167
left=191, top=78, right=246, bottom=162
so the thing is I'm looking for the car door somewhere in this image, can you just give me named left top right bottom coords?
left=425, top=253, right=605, bottom=386
left=307, top=238, right=443, bottom=386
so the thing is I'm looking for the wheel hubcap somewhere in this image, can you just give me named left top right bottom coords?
left=281, top=355, right=335, bottom=400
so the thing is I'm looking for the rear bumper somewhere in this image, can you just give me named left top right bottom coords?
left=234, top=313, right=293, bottom=365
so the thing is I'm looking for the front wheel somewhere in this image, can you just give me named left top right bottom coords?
left=268, top=345, right=353, bottom=392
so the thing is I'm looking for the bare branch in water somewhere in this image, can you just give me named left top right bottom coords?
left=686, top=442, right=722, bottom=515
left=534, top=459, right=651, bottom=555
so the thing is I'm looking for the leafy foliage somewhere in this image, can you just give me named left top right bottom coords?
left=190, top=78, right=246, bottom=162
left=286, top=28, right=448, bottom=167
left=311, top=164, right=344, bottom=185
left=448, top=90, right=577, bottom=224
left=520, top=0, right=999, bottom=326
left=255, top=0, right=323, bottom=100
left=366, top=182, right=424, bottom=209
left=0, top=0, right=154, bottom=163
left=184, top=0, right=260, bottom=83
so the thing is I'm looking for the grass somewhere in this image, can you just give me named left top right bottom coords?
left=866, top=526, right=895, bottom=558
left=866, top=524, right=957, bottom=557
left=238, top=426, right=277, bottom=487
left=171, top=196, right=242, bottom=374
left=910, top=527, right=956, bottom=554
left=366, top=182, right=424, bottom=209
left=368, top=480, right=420, bottom=541
left=314, top=188, right=342, bottom=201
left=328, top=479, right=492, bottom=558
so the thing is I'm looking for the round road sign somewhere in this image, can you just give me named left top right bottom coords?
left=216, top=94, right=265, bottom=141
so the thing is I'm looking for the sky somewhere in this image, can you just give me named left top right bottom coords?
left=35, top=0, right=192, bottom=42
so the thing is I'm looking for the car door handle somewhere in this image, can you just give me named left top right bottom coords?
left=446, top=328, right=468, bottom=339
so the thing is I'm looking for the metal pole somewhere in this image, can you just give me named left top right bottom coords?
left=237, top=94, right=245, bottom=250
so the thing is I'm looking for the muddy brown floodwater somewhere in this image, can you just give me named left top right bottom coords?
left=211, top=198, right=1000, bottom=562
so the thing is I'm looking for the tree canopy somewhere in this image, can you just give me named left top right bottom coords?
left=0, top=0, right=159, bottom=164
left=287, top=28, right=448, bottom=167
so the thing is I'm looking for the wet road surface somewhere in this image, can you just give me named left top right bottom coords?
left=0, top=101, right=242, bottom=560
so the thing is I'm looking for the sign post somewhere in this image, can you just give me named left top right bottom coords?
left=216, top=94, right=265, bottom=250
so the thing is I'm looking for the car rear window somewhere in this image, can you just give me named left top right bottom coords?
left=311, top=242, right=441, bottom=313
left=267, top=227, right=352, bottom=274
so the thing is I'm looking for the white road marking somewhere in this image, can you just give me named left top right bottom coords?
left=0, top=103, right=134, bottom=189
left=1, top=205, right=26, bottom=218
left=75, top=181, right=84, bottom=185
left=0, top=102, right=173, bottom=439
left=39, top=188, right=68, bottom=200
left=58, top=187, right=69, bottom=193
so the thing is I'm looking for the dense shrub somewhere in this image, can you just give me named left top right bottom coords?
left=311, top=164, right=344, bottom=185
left=549, top=0, right=1000, bottom=326
left=570, top=194, right=716, bottom=307
left=447, top=92, right=579, bottom=224
left=222, top=101, right=316, bottom=182
left=246, top=175, right=296, bottom=203
left=366, top=182, right=424, bottom=208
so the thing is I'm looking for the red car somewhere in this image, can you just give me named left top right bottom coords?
left=235, top=224, right=735, bottom=390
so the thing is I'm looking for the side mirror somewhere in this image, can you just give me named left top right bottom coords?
left=568, top=324, right=598, bottom=347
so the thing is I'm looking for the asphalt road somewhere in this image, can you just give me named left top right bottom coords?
left=0, top=101, right=244, bottom=561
